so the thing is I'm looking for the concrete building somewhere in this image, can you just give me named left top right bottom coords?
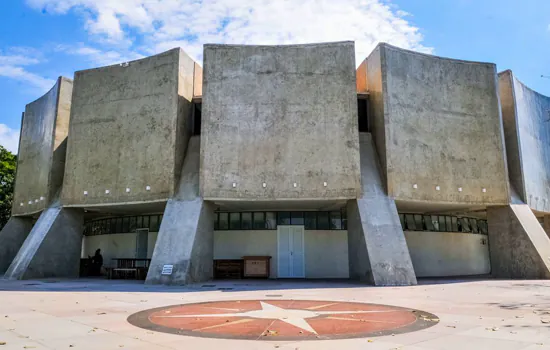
left=1, top=42, right=550, bottom=284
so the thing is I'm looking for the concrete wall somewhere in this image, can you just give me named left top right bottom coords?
left=499, top=71, right=550, bottom=212
left=405, top=231, right=490, bottom=277
left=365, top=44, right=509, bottom=204
left=213, top=230, right=349, bottom=278
left=82, top=231, right=158, bottom=266
left=62, top=49, right=199, bottom=206
left=201, top=42, right=361, bottom=201
left=13, top=77, right=73, bottom=216
left=0, top=217, right=34, bottom=274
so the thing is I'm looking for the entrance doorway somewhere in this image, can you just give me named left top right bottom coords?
left=277, top=225, right=305, bottom=278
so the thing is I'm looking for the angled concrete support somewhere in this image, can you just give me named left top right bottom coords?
left=4, top=207, right=83, bottom=280
left=487, top=205, right=550, bottom=279
left=0, top=217, right=34, bottom=275
left=146, top=136, right=215, bottom=285
left=347, top=133, right=417, bottom=286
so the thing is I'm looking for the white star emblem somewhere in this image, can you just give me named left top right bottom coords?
left=154, top=301, right=400, bottom=334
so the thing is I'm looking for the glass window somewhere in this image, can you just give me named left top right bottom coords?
left=116, top=218, right=123, bottom=233
left=291, top=212, right=305, bottom=225
left=142, top=216, right=149, bottom=231
left=399, top=214, right=405, bottom=230
left=229, top=213, right=241, bottom=230
left=159, top=215, right=163, bottom=229
left=149, top=215, right=158, bottom=232
left=278, top=212, right=291, bottom=225
left=266, top=212, right=277, bottom=229
left=305, top=212, right=317, bottom=230
left=317, top=212, right=330, bottom=230
left=431, top=215, right=440, bottom=231
left=218, top=213, right=229, bottom=230
left=253, top=212, right=265, bottom=229
left=110, top=218, right=117, bottom=234
left=438, top=216, right=446, bottom=232
left=423, top=216, right=434, bottom=231
left=136, top=216, right=143, bottom=229
left=471, top=218, right=479, bottom=233
left=241, top=212, right=252, bottom=230
left=122, top=217, right=130, bottom=232
left=330, top=212, right=342, bottom=230
left=214, top=213, right=219, bottom=230
left=414, top=215, right=423, bottom=230
left=342, top=209, right=347, bottom=230
left=405, top=214, right=416, bottom=231
left=129, top=217, right=137, bottom=232
left=451, top=216, right=459, bottom=232
left=461, top=218, right=472, bottom=233
left=479, top=220, right=488, bottom=235
left=445, top=216, right=453, bottom=232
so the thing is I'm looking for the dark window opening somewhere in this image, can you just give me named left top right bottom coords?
left=357, top=98, right=369, bottom=132
left=193, top=103, right=202, bottom=135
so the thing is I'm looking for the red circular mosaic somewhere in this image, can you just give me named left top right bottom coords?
left=128, top=300, right=439, bottom=340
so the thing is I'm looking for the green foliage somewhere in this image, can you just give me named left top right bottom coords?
left=0, top=146, right=17, bottom=229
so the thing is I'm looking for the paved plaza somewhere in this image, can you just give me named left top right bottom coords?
left=0, top=279, right=549, bottom=349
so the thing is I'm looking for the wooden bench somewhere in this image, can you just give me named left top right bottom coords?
left=214, top=259, right=243, bottom=279
left=108, top=258, right=151, bottom=280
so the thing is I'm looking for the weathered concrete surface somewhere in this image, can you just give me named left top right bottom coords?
left=201, top=42, right=361, bottom=201
left=62, top=49, right=200, bottom=206
left=0, top=217, right=34, bottom=275
left=12, top=77, right=73, bottom=216
left=364, top=43, right=509, bottom=204
left=4, top=206, right=83, bottom=280
left=146, top=137, right=215, bottom=285
left=347, top=133, right=417, bottom=285
left=487, top=205, right=550, bottom=279
left=499, top=70, right=550, bottom=212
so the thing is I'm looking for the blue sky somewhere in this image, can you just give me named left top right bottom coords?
left=0, top=0, right=549, bottom=153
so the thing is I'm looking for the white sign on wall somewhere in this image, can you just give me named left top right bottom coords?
left=162, top=264, right=174, bottom=275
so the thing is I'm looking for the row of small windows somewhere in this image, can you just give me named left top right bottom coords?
left=214, top=211, right=347, bottom=231
left=84, top=214, right=164, bottom=236
left=399, top=214, right=488, bottom=235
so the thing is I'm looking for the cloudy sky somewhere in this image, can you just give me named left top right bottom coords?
left=1, top=0, right=549, bottom=153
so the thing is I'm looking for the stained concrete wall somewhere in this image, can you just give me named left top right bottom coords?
left=5, top=207, right=83, bottom=280
left=347, top=133, right=417, bottom=285
left=12, top=77, right=73, bottom=215
left=487, top=205, right=550, bottom=279
left=405, top=231, right=491, bottom=277
left=201, top=42, right=361, bottom=201
left=61, top=49, right=199, bottom=206
left=364, top=44, right=509, bottom=204
left=213, top=230, right=349, bottom=279
left=499, top=71, right=550, bottom=212
left=0, top=217, right=34, bottom=274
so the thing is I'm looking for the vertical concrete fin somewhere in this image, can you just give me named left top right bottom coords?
left=4, top=207, right=83, bottom=280
left=488, top=204, right=550, bottom=279
left=347, top=133, right=417, bottom=286
left=146, top=136, right=215, bottom=285
left=0, top=217, right=34, bottom=275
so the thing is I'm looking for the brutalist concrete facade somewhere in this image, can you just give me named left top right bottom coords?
left=3, top=41, right=550, bottom=283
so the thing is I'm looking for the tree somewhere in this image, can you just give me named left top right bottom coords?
left=0, top=146, right=17, bottom=229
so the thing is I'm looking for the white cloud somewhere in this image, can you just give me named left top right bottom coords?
left=0, top=124, right=20, bottom=154
left=0, top=48, right=54, bottom=92
left=0, top=64, right=55, bottom=92
left=26, top=0, right=433, bottom=64
left=55, top=44, right=144, bottom=66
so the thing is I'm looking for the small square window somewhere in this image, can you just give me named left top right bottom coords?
left=291, top=212, right=304, bottom=225
left=229, top=213, right=241, bottom=230
left=278, top=212, right=291, bottom=225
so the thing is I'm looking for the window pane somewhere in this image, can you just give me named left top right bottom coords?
left=149, top=216, right=158, bottom=232
left=278, top=212, right=291, bottom=225
left=291, top=212, right=304, bottom=225
left=229, top=213, right=241, bottom=230
left=451, top=217, right=458, bottom=232
left=129, top=217, right=137, bottom=232
left=142, top=216, right=149, bottom=231
left=219, top=213, right=229, bottom=230
left=317, top=212, right=330, bottom=230
left=399, top=214, right=405, bottom=230
left=214, top=213, right=219, bottom=230
left=241, top=212, right=252, bottom=230
left=122, top=217, right=130, bottom=232
left=305, top=212, right=317, bottom=230
left=461, top=218, right=471, bottom=233
left=111, top=218, right=117, bottom=233
left=445, top=217, right=453, bottom=232
left=431, top=215, right=440, bottom=231
left=471, top=218, right=479, bottom=233
left=405, top=214, right=416, bottom=231
left=116, top=218, right=123, bottom=233
left=424, top=216, right=434, bottom=231
left=341, top=209, right=347, bottom=230
left=253, top=212, right=265, bottom=229
left=266, top=212, right=277, bottom=229
left=479, top=220, right=488, bottom=235
left=438, top=216, right=446, bottom=232
left=330, top=212, right=342, bottom=230
left=136, top=216, right=143, bottom=229
left=414, top=215, right=423, bottom=230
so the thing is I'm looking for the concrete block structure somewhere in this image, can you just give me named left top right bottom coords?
left=3, top=41, right=550, bottom=284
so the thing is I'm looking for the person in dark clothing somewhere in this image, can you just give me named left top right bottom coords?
left=90, top=249, right=103, bottom=276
